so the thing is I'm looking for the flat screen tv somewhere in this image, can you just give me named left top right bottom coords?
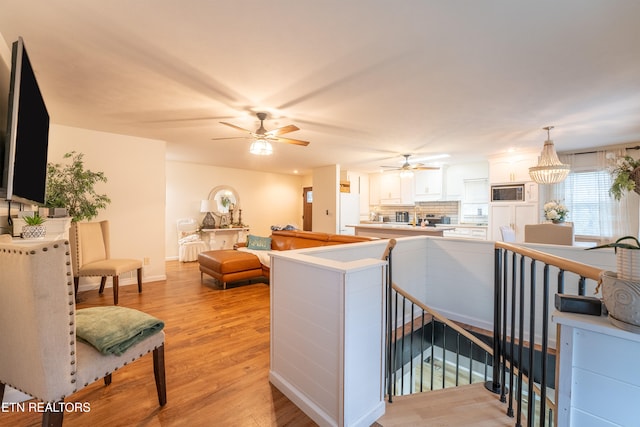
left=1, top=36, right=50, bottom=206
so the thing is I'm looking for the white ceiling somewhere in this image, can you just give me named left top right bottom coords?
left=1, top=0, right=639, bottom=175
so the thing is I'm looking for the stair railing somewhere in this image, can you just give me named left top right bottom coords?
left=489, top=241, right=604, bottom=427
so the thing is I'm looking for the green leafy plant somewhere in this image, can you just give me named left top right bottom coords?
left=22, top=212, right=45, bottom=226
left=608, top=154, right=640, bottom=201
left=587, top=235, right=640, bottom=252
left=45, top=151, right=111, bottom=222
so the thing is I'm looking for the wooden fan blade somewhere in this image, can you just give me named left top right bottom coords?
left=266, top=124, right=299, bottom=137
left=413, top=166, right=440, bottom=170
left=220, top=122, right=253, bottom=133
left=276, top=136, right=310, bottom=146
left=211, top=136, right=249, bottom=141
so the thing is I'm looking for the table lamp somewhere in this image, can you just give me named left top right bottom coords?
left=200, top=199, right=217, bottom=229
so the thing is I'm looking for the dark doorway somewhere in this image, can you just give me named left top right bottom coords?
left=303, top=187, right=312, bottom=231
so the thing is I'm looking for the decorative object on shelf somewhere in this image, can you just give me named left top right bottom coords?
left=200, top=199, right=217, bottom=229
left=206, top=185, right=241, bottom=228
left=606, top=153, right=640, bottom=201
left=529, top=126, right=570, bottom=184
left=589, top=236, right=640, bottom=332
left=599, top=271, right=640, bottom=333
left=21, top=212, right=46, bottom=239
left=46, top=151, right=111, bottom=222
left=589, top=236, right=640, bottom=282
left=543, top=200, right=568, bottom=223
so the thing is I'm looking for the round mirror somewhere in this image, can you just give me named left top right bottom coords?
left=207, top=185, right=240, bottom=215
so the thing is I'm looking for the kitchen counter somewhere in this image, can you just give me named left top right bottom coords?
left=350, top=223, right=454, bottom=239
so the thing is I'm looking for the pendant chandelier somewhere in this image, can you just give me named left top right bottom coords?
left=528, top=126, right=570, bottom=184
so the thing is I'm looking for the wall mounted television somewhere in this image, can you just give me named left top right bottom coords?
left=0, top=36, right=50, bottom=206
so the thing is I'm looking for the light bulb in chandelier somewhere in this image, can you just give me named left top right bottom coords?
left=529, top=126, right=570, bottom=184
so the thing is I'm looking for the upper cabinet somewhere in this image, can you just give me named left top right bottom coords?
left=370, top=173, right=414, bottom=205
left=489, top=152, right=539, bottom=184
left=446, top=162, right=489, bottom=201
left=414, top=169, right=442, bottom=201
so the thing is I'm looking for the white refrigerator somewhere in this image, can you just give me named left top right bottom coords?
left=339, top=193, right=360, bottom=235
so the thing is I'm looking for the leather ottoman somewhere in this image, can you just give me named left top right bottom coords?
left=198, top=250, right=263, bottom=289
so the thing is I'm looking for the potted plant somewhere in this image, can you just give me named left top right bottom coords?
left=588, top=236, right=640, bottom=331
left=45, top=151, right=111, bottom=222
left=21, top=212, right=47, bottom=239
left=543, top=200, right=568, bottom=223
left=607, top=154, right=640, bottom=201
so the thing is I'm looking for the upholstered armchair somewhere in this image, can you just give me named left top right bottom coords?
left=0, top=239, right=166, bottom=426
left=70, top=220, right=143, bottom=305
left=177, top=218, right=208, bottom=262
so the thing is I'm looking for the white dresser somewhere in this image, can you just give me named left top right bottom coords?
left=553, top=311, right=640, bottom=426
left=200, top=227, right=249, bottom=250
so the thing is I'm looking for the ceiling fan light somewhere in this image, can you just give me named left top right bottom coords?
left=528, top=126, right=570, bottom=184
left=250, top=139, right=273, bottom=155
left=399, top=169, right=414, bottom=178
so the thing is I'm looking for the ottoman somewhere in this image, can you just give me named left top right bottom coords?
left=198, top=250, right=264, bottom=289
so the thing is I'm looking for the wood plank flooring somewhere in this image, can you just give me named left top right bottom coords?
left=0, top=261, right=315, bottom=427
left=1, top=260, right=516, bottom=427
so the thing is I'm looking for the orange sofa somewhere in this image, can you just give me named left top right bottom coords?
left=198, top=230, right=374, bottom=288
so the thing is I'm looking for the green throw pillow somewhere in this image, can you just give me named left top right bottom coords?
left=247, top=235, right=272, bottom=250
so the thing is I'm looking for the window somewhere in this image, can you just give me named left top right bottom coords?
left=562, top=170, right=613, bottom=238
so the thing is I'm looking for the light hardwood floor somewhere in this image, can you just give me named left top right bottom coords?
left=0, top=261, right=316, bottom=427
left=1, top=260, right=516, bottom=427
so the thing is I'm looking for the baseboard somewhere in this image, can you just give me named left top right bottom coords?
left=77, top=274, right=167, bottom=292
left=269, top=370, right=384, bottom=427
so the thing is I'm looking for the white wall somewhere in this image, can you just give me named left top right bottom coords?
left=48, top=125, right=167, bottom=282
left=165, top=160, right=305, bottom=259
left=312, top=164, right=339, bottom=233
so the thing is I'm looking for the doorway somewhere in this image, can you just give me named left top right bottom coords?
left=303, top=187, right=312, bottom=231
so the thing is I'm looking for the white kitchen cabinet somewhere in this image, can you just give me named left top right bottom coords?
left=490, top=202, right=538, bottom=242
left=414, top=169, right=442, bottom=201
left=372, top=172, right=414, bottom=205
left=489, top=152, right=538, bottom=184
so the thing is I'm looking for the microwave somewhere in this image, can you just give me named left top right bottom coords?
left=491, top=184, right=525, bottom=202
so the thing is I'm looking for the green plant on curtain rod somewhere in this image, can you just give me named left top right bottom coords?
left=608, top=154, right=640, bottom=201
left=46, top=151, right=111, bottom=222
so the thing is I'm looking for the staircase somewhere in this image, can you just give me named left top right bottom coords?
left=376, top=240, right=604, bottom=427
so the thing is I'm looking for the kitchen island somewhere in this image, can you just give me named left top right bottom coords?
left=351, top=223, right=453, bottom=239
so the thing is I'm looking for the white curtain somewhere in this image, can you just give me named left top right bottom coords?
left=544, top=149, right=634, bottom=241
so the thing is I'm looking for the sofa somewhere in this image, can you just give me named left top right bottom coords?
left=198, top=230, right=374, bottom=288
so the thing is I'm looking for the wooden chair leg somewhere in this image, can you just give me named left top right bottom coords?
left=137, top=267, right=143, bottom=293
left=112, top=276, right=119, bottom=305
left=42, top=403, right=64, bottom=427
left=104, top=373, right=112, bottom=386
left=98, top=277, right=107, bottom=294
left=0, top=381, right=5, bottom=402
left=74, top=277, right=79, bottom=296
left=153, top=344, right=167, bottom=406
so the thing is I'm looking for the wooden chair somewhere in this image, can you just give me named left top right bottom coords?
left=70, top=220, right=142, bottom=305
left=0, top=239, right=166, bottom=426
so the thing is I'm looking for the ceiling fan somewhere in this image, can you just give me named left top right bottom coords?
left=381, top=154, right=440, bottom=172
left=213, top=112, right=310, bottom=152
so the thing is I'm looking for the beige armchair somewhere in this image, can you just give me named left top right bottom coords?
left=0, top=239, right=166, bottom=426
left=524, top=223, right=574, bottom=246
left=70, top=221, right=142, bottom=305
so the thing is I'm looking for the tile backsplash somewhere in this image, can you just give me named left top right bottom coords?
left=371, top=201, right=460, bottom=223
